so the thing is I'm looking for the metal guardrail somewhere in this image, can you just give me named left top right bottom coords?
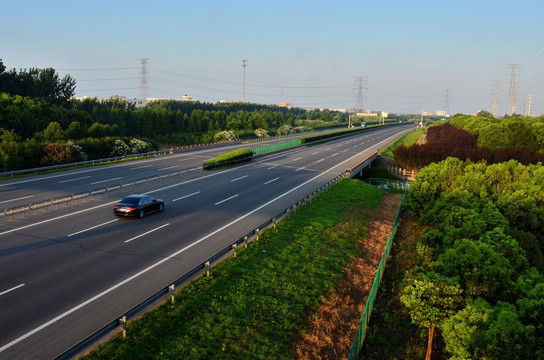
left=346, top=151, right=379, bottom=178
left=1, top=166, right=202, bottom=220
left=0, top=140, right=239, bottom=179
left=55, top=169, right=352, bottom=360
left=4, top=130, right=388, bottom=358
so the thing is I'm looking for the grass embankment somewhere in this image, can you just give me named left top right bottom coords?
left=380, top=128, right=425, bottom=158
left=83, top=179, right=383, bottom=360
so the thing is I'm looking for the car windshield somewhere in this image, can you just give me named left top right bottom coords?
left=121, top=196, right=141, bottom=205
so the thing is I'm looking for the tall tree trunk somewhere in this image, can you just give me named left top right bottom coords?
left=425, top=326, right=435, bottom=360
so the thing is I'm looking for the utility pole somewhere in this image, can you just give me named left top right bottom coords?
left=242, top=59, right=248, bottom=103
left=491, top=80, right=501, bottom=118
left=138, top=58, right=149, bottom=102
left=507, top=64, right=520, bottom=115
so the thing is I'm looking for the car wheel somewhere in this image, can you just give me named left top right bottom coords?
left=138, top=210, right=144, bottom=218
left=159, top=203, right=164, bottom=212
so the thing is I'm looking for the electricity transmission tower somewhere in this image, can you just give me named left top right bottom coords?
left=242, top=59, right=248, bottom=103
left=506, top=64, right=520, bottom=115
left=138, top=58, right=150, bottom=101
left=491, top=80, right=501, bottom=118
left=444, top=89, right=450, bottom=116
left=525, top=94, right=533, bottom=116
left=353, top=76, right=367, bottom=113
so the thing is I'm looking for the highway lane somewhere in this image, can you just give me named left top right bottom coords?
left=0, top=124, right=414, bottom=359
left=0, top=130, right=327, bottom=209
left=0, top=127, right=393, bottom=211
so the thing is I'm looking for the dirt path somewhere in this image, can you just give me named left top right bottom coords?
left=295, top=191, right=403, bottom=360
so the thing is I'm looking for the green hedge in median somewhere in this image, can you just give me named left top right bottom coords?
left=203, top=148, right=253, bottom=169
left=83, top=179, right=382, bottom=360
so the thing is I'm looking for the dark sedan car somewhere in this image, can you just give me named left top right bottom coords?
left=113, top=194, right=164, bottom=218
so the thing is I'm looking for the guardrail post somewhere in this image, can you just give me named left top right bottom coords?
left=255, top=228, right=260, bottom=241
left=205, top=261, right=210, bottom=277
left=272, top=217, right=276, bottom=228
left=33, top=203, right=37, bottom=215
left=243, top=236, right=248, bottom=248
left=22, top=206, right=25, bottom=218
left=169, top=284, right=175, bottom=304
left=232, top=244, right=237, bottom=258
left=119, top=316, right=127, bottom=338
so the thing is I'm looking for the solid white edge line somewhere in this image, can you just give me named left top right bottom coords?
left=124, top=223, right=170, bottom=243
left=0, top=284, right=25, bottom=297
left=0, top=127, right=411, bottom=353
left=67, top=219, right=119, bottom=237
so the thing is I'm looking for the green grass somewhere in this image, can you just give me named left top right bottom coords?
left=380, top=128, right=425, bottom=158
left=83, top=179, right=383, bottom=360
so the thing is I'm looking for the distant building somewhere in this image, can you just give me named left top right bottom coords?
left=219, top=99, right=243, bottom=104
left=356, top=110, right=388, bottom=118
left=279, top=102, right=292, bottom=109
left=436, top=110, right=450, bottom=117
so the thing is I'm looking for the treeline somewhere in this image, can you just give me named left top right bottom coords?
left=0, top=60, right=351, bottom=171
left=400, top=158, right=544, bottom=359
left=393, top=121, right=544, bottom=169
left=0, top=59, right=75, bottom=104
left=450, top=113, right=544, bottom=151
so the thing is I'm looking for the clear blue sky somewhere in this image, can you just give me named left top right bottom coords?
left=2, top=0, right=544, bottom=115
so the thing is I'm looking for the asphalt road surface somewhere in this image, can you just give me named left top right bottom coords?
left=0, top=124, right=414, bottom=359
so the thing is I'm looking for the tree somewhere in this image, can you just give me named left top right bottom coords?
left=435, top=238, right=513, bottom=300
left=400, top=271, right=463, bottom=360
left=66, top=121, right=85, bottom=139
left=41, top=122, right=65, bottom=142
left=441, top=298, right=492, bottom=360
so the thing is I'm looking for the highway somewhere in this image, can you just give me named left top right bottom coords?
left=0, top=124, right=414, bottom=359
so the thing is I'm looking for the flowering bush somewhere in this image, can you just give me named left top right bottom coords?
left=110, top=139, right=131, bottom=157
left=213, top=131, right=237, bottom=142
left=41, top=143, right=75, bottom=166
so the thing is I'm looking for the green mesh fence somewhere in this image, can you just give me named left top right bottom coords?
left=347, top=182, right=408, bottom=360
left=251, top=140, right=301, bottom=155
